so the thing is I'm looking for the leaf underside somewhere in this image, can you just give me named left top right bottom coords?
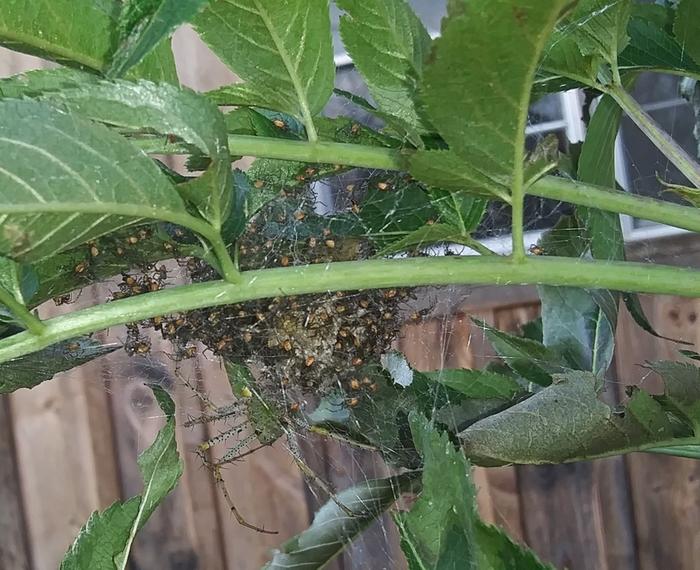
left=0, top=99, right=186, bottom=262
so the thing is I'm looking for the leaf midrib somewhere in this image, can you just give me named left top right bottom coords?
left=514, top=6, right=571, bottom=189
left=0, top=202, right=212, bottom=237
left=0, top=25, right=104, bottom=71
left=251, top=0, right=318, bottom=141
left=117, top=425, right=177, bottom=570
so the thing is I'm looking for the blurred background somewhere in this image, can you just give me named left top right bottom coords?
left=2, top=1, right=700, bottom=569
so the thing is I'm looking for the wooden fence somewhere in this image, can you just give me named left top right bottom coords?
left=2, top=34, right=700, bottom=570
left=2, top=233, right=700, bottom=570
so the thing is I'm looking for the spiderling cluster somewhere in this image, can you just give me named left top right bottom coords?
left=119, top=185, right=418, bottom=415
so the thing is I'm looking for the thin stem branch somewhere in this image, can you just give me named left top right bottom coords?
left=511, top=198, right=526, bottom=261
left=528, top=176, right=700, bottom=233
left=0, top=27, right=103, bottom=71
left=607, top=84, right=700, bottom=189
left=133, top=135, right=700, bottom=233
left=133, top=134, right=408, bottom=171
left=1, top=256, right=700, bottom=364
left=208, top=235, right=240, bottom=284
left=0, top=287, right=46, bottom=335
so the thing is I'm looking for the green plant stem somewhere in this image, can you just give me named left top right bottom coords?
left=528, top=176, right=700, bottom=232
left=133, top=134, right=409, bottom=170
left=646, top=445, right=700, bottom=459
left=0, top=27, right=103, bottom=71
left=1, top=256, right=700, bottom=364
left=607, top=84, right=700, bottom=189
left=511, top=198, right=526, bottom=260
left=208, top=234, right=240, bottom=283
left=0, top=288, right=46, bottom=335
left=134, top=135, right=700, bottom=233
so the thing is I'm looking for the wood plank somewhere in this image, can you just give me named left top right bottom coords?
left=398, top=317, right=447, bottom=371
left=400, top=308, right=528, bottom=542
left=323, top=441, right=406, bottom=570
left=459, top=307, right=527, bottom=542
left=10, top=291, right=122, bottom=570
left=105, top=347, right=223, bottom=569
left=616, top=295, right=700, bottom=570
left=10, top=361, right=121, bottom=570
left=496, top=302, right=638, bottom=570
left=177, top=359, right=229, bottom=570
left=0, top=396, right=32, bottom=570
left=197, top=354, right=311, bottom=570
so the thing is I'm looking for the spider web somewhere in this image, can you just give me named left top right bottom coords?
left=3, top=2, right=699, bottom=568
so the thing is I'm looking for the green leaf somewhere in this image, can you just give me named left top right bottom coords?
left=0, top=0, right=177, bottom=81
left=220, top=171, right=255, bottom=246
left=346, top=180, right=438, bottom=246
left=398, top=414, right=478, bottom=569
left=681, top=349, right=700, bottom=362
left=524, top=133, right=561, bottom=187
left=107, top=0, right=209, bottom=78
left=474, top=318, right=566, bottom=387
left=619, top=17, right=700, bottom=79
left=331, top=88, right=424, bottom=147
left=577, top=91, right=626, bottom=261
left=0, top=257, right=37, bottom=307
left=410, top=150, right=512, bottom=202
left=0, top=338, right=118, bottom=393
left=264, top=473, right=419, bottom=570
left=40, top=80, right=232, bottom=229
left=427, top=188, right=487, bottom=235
left=421, top=369, right=524, bottom=401
left=0, top=99, right=192, bottom=262
left=537, top=27, right=598, bottom=92
left=630, top=2, right=674, bottom=31
left=29, top=224, right=192, bottom=306
left=418, top=0, right=569, bottom=199
left=376, top=224, right=469, bottom=256
left=315, top=116, right=401, bottom=147
left=648, top=445, right=700, bottom=459
left=337, top=0, right=431, bottom=131
left=474, top=522, right=555, bottom=570
left=537, top=220, right=617, bottom=378
left=569, top=0, right=631, bottom=69
left=647, top=360, right=700, bottom=429
left=62, top=386, right=183, bottom=570
left=663, top=181, right=700, bottom=208
left=129, top=39, right=179, bottom=83
left=553, top=87, right=624, bottom=379
left=0, top=0, right=118, bottom=70
left=536, top=9, right=700, bottom=92
left=225, top=108, right=302, bottom=141
left=538, top=286, right=615, bottom=377
left=537, top=214, right=587, bottom=258
left=459, top=364, right=700, bottom=465
left=398, top=415, right=553, bottom=569
left=224, top=360, right=283, bottom=445
left=674, top=0, right=700, bottom=66
left=622, top=291, right=691, bottom=345
left=574, top=81, right=677, bottom=350
left=0, top=68, right=100, bottom=99
left=194, top=0, right=334, bottom=139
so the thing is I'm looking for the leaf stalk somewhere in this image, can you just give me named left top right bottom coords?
left=133, top=135, right=700, bottom=234
left=0, top=287, right=46, bottom=335
left=1, top=256, right=700, bottom=364
left=607, top=84, right=700, bottom=189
